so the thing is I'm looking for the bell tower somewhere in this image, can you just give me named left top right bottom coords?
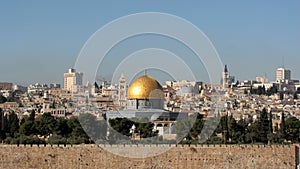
left=118, top=73, right=127, bottom=108
left=222, top=64, right=230, bottom=89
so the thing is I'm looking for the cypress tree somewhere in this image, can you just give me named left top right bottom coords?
left=280, top=112, right=286, bottom=140
left=259, top=108, right=269, bottom=143
left=269, top=111, right=273, bottom=133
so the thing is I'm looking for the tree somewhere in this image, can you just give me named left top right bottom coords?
left=269, top=112, right=273, bottom=134
left=285, top=117, right=300, bottom=143
left=66, top=117, right=90, bottom=144
left=134, top=118, right=158, bottom=139
left=7, top=112, right=19, bottom=137
left=0, top=95, right=7, bottom=103
left=236, top=119, right=246, bottom=143
left=244, top=89, right=248, bottom=95
left=217, top=115, right=229, bottom=144
left=279, top=112, right=286, bottom=140
left=258, top=108, right=270, bottom=143
left=109, top=118, right=134, bottom=137
left=245, top=122, right=259, bottom=143
left=35, top=113, right=57, bottom=137
left=176, top=118, right=194, bottom=143
left=189, top=114, right=204, bottom=141
left=78, top=113, right=107, bottom=143
left=244, top=108, right=272, bottom=144
left=176, top=113, right=205, bottom=143
left=0, top=109, right=5, bottom=140
left=280, top=93, right=284, bottom=100
left=228, top=115, right=237, bottom=143
left=19, top=120, right=36, bottom=136
left=28, top=110, right=35, bottom=122
left=255, top=86, right=266, bottom=95
left=294, top=92, right=298, bottom=100
left=266, top=84, right=278, bottom=96
left=55, top=118, right=70, bottom=137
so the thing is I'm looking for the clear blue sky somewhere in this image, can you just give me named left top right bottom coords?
left=0, top=1, right=299, bottom=86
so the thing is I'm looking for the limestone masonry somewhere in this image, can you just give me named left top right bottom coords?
left=0, top=144, right=299, bottom=169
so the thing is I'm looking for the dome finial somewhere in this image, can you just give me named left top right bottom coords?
left=144, top=69, right=147, bottom=75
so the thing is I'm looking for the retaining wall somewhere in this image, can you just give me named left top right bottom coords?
left=0, top=144, right=298, bottom=169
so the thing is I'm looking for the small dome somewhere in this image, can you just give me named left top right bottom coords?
left=128, top=75, right=163, bottom=99
left=177, top=85, right=195, bottom=96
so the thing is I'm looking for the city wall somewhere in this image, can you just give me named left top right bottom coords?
left=0, top=144, right=299, bottom=169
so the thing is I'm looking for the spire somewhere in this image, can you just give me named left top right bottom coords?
left=224, top=64, right=228, bottom=72
left=94, top=81, right=99, bottom=89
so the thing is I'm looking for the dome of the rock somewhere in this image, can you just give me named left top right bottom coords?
left=128, top=75, right=163, bottom=99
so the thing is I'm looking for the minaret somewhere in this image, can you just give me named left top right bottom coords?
left=118, top=73, right=127, bottom=108
left=222, top=65, right=230, bottom=89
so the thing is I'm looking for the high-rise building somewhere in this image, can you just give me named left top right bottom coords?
left=276, top=68, right=291, bottom=83
left=63, top=68, right=83, bottom=92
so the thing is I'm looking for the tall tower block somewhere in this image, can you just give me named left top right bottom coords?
left=63, top=68, right=83, bottom=93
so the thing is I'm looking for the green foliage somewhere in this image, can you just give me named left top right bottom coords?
left=109, top=117, right=134, bottom=137
left=176, top=118, right=194, bottom=142
left=243, top=109, right=272, bottom=144
left=54, top=119, right=70, bottom=138
left=78, top=113, right=106, bottom=142
left=108, top=117, right=159, bottom=143
left=176, top=113, right=205, bottom=143
left=280, top=112, right=286, bottom=138
left=36, top=113, right=57, bottom=137
left=294, top=92, right=298, bottom=100
left=285, top=117, right=300, bottom=143
left=19, top=120, right=36, bottom=136
left=295, top=87, right=300, bottom=96
left=266, top=84, right=278, bottom=96
left=5, top=135, right=46, bottom=144
left=47, top=134, right=68, bottom=144
left=250, top=86, right=266, bottom=95
left=204, top=135, right=223, bottom=144
left=235, top=119, right=246, bottom=143
left=258, top=108, right=270, bottom=143
left=134, top=117, right=158, bottom=138
left=7, top=112, right=19, bottom=137
left=1, top=109, right=97, bottom=144
left=245, top=122, right=259, bottom=143
left=0, top=95, right=7, bottom=104
left=28, top=110, right=35, bottom=121
left=0, top=109, right=5, bottom=140
left=1, top=107, right=300, bottom=145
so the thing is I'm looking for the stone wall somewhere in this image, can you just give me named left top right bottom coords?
left=0, top=144, right=298, bottom=169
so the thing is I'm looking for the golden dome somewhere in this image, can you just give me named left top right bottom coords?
left=128, top=75, right=163, bottom=99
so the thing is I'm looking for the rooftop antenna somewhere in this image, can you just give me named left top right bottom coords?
left=282, top=56, right=285, bottom=68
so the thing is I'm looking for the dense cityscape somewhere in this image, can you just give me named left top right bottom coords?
left=1, top=1, right=300, bottom=168
left=1, top=65, right=300, bottom=145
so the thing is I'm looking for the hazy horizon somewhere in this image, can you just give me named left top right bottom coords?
left=1, top=1, right=300, bottom=86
